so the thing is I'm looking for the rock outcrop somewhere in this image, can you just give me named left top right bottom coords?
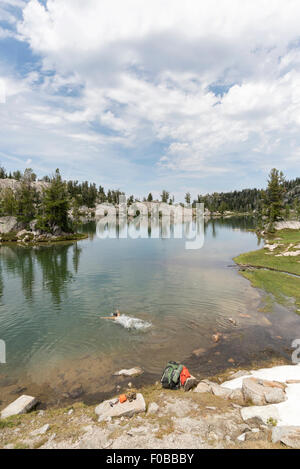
left=0, top=178, right=49, bottom=194
left=0, top=216, right=22, bottom=234
left=194, top=380, right=244, bottom=404
left=242, top=378, right=286, bottom=406
left=95, top=393, right=146, bottom=422
left=274, top=221, right=300, bottom=231
left=241, top=405, right=280, bottom=425
left=210, top=383, right=232, bottom=399
left=194, top=382, right=211, bottom=394
left=272, top=426, right=300, bottom=448
left=1, top=395, right=38, bottom=419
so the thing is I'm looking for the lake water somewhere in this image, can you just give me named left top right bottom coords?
left=0, top=217, right=299, bottom=407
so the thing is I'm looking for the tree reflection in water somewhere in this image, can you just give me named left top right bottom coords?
left=0, top=242, right=81, bottom=305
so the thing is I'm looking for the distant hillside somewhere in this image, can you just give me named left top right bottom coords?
left=197, top=177, right=300, bottom=213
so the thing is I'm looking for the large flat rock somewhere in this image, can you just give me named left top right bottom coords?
left=272, top=426, right=300, bottom=448
left=1, top=395, right=38, bottom=419
left=95, top=393, right=146, bottom=422
left=241, top=405, right=280, bottom=425
left=242, top=378, right=286, bottom=405
left=222, top=364, right=300, bottom=426
left=0, top=216, right=19, bottom=234
left=275, top=221, right=300, bottom=231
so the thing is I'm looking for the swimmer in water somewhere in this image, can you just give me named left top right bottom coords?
left=102, top=310, right=121, bottom=320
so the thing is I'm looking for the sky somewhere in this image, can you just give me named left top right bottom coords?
left=0, top=0, right=300, bottom=200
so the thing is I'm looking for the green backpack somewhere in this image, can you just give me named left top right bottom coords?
left=161, top=361, right=183, bottom=389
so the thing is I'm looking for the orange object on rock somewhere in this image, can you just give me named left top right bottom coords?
left=119, top=394, right=127, bottom=404
left=180, top=366, right=191, bottom=386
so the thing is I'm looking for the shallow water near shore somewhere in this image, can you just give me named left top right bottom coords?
left=0, top=217, right=299, bottom=408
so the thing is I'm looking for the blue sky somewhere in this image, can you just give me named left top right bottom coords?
left=1, top=0, right=300, bottom=200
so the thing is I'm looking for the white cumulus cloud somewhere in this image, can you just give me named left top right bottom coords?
left=0, top=0, right=300, bottom=195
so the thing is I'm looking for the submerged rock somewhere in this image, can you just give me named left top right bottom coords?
left=68, top=386, right=84, bottom=399
left=212, top=333, right=222, bottom=343
left=1, top=395, right=38, bottom=419
left=192, top=348, right=206, bottom=357
left=113, top=367, right=143, bottom=377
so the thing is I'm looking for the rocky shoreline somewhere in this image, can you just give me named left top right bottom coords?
left=1, top=362, right=300, bottom=449
left=0, top=217, right=87, bottom=245
left=0, top=231, right=88, bottom=246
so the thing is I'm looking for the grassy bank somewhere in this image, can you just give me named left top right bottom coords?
left=234, top=229, right=300, bottom=311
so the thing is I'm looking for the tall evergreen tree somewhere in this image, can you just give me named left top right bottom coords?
left=0, top=166, right=6, bottom=179
left=13, top=170, right=22, bottom=181
left=16, top=173, right=37, bottom=225
left=98, top=186, right=106, bottom=203
left=127, top=195, right=134, bottom=206
left=185, top=192, right=191, bottom=205
left=264, top=168, right=285, bottom=222
left=219, top=201, right=228, bottom=215
left=38, top=169, right=71, bottom=233
left=161, top=190, right=169, bottom=203
left=0, top=188, right=17, bottom=216
left=24, top=168, right=37, bottom=182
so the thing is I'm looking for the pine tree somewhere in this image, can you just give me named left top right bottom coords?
left=185, top=192, right=191, bottom=205
left=98, top=186, right=106, bottom=203
left=127, top=195, right=134, bottom=206
left=219, top=201, right=228, bottom=215
left=0, top=166, right=6, bottom=179
left=16, top=171, right=37, bottom=226
left=0, top=188, right=17, bottom=216
left=24, top=168, right=37, bottom=182
left=295, top=200, right=300, bottom=220
left=285, top=205, right=290, bottom=220
left=264, top=168, right=285, bottom=223
left=161, top=190, right=169, bottom=203
left=13, top=170, right=22, bottom=181
left=37, top=169, right=71, bottom=233
left=70, top=197, right=82, bottom=230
